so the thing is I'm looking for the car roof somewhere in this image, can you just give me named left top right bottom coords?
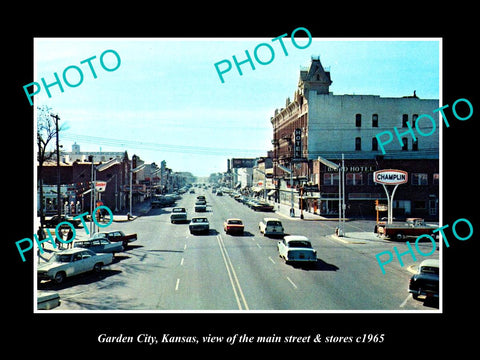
left=56, top=248, right=89, bottom=255
left=263, top=217, right=281, bottom=222
left=284, top=235, right=310, bottom=242
left=419, top=259, right=439, bottom=268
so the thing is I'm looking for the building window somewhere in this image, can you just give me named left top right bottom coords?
left=412, top=173, right=428, bottom=185
left=433, top=173, right=439, bottom=185
left=402, top=114, right=408, bottom=127
left=372, top=137, right=378, bottom=151
left=412, top=139, right=418, bottom=151
left=355, top=114, right=362, bottom=127
left=402, top=137, right=408, bottom=151
left=372, top=114, right=378, bottom=127
left=355, top=137, right=361, bottom=151
left=346, top=173, right=363, bottom=186
left=412, top=114, right=418, bottom=127
left=324, top=173, right=339, bottom=186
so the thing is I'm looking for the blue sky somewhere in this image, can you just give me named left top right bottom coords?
left=34, top=38, right=440, bottom=177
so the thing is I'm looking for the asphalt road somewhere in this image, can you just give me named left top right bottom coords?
left=38, top=189, right=440, bottom=311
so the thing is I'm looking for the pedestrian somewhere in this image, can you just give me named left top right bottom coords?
left=37, top=226, right=45, bottom=250
left=66, top=227, right=74, bottom=249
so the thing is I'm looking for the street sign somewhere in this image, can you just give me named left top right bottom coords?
left=95, top=181, right=107, bottom=192
left=373, top=169, right=408, bottom=185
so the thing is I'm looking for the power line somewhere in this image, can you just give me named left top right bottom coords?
left=61, top=133, right=267, bottom=157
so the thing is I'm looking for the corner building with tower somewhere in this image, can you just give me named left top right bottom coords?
left=270, top=57, right=439, bottom=220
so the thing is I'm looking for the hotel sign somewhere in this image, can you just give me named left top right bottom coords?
left=374, top=169, right=408, bottom=185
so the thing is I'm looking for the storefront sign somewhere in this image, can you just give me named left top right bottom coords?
left=373, top=169, right=408, bottom=185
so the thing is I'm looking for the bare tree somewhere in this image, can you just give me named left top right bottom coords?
left=37, top=106, right=62, bottom=226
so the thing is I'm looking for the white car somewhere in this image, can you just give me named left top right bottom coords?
left=37, top=248, right=113, bottom=284
left=277, top=235, right=317, bottom=264
left=259, top=217, right=284, bottom=237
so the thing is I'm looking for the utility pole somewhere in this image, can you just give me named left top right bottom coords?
left=51, top=114, right=61, bottom=218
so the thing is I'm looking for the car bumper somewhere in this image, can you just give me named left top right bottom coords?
left=409, top=289, right=439, bottom=298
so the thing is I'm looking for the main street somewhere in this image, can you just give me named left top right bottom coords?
left=38, top=189, right=440, bottom=311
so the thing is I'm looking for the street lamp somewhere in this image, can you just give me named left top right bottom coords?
left=318, top=155, right=345, bottom=237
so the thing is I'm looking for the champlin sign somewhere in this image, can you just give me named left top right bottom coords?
left=373, top=169, right=408, bottom=185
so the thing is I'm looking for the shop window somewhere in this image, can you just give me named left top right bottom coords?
left=346, top=173, right=363, bottom=185
left=411, top=173, right=428, bottom=185
left=323, top=173, right=339, bottom=186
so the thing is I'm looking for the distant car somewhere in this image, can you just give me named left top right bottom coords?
left=189, top=217, right=210, bottom=235
left=91, top=230, right=137, bottom=248
left=73, top=238, right=123, bottom=255
left=195, top=202, right=207, bottom=212
left=44, top=215, right=82, bottom=228
left=216, top=191, right=223, bottom=196
left=259, top=218, right=284, bottom=237
left=170, top=207, right=187, bottom=223
left=277, top=235, right=317, bottom=264
left=409, top=259, right=439, bottom=300
left=251, top=201, right=274, bottom=212
left=37, top=248, right=113, bottom=284
left=224, top=218, right=244, bottom=235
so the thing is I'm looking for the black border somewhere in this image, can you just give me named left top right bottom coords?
left=7, top=8, right=477, bottom=354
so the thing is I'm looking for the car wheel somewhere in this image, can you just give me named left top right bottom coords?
left=54, top=271, right=66, bottom=284
left=395, top=232, right=405, bottom=240
left=93, top=263, right=103, bottom=273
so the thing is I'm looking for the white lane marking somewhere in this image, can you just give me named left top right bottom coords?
left=399, top=294, right=411, bottom=308
left=286, top=276, right=298, bottom=289
left=180, top=257, right=184, bottom=266
left=268, top=256, right=276, bottom=264
left=175, top=278, right=180, bottom=291
left=216, top=235, right=249, bottom=310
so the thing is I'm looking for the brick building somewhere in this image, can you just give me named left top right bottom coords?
left=270, top=57, right=439, bottom=220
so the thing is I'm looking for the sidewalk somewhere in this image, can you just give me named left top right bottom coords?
left=269, top=200, right=348, bottom=222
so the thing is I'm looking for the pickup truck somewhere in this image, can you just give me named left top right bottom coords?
left=91, top=230, right=137, bottom=248
left=170, top=207, right=187, bottom=223
left=374, top=218, right=438, bottom=240
left=409, top=259, right=439, bottom=300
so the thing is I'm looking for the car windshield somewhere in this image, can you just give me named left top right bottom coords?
left=92, top=233, right=107, bottom=239
left=267, top=221, right=282, bottom=226
left=173, top=208, right=185, bottom=213
left=288, top=240, right=312, bottom=248
left=50, top=254, right=72, bottom=263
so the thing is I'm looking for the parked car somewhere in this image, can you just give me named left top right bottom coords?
left=44, top=215, right=82, bottom=228
left=409, top=259, right=439, bottom=300
left=259, top=218, right=284, bottom=237
left=189, top=217, right=210, bottom=235
left=73, top=238, right=123, bottom=255
left=91, top=230, right=137, bottom=248
left=251, top=201, right=275, bottom=212
left=37, top=248, right=113, bottom=284
left=277, top=235, right=317, bottom=264
left=170, top=207, right=187, bottom=223
left=224, top=218, right=244, bottom=235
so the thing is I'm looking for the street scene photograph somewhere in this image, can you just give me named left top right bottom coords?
left=32, top=37, right=441, bottom=312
